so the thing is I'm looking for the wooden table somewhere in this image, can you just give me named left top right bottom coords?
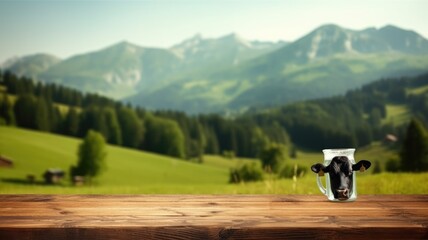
left=0, top=195, right=427, bottom=239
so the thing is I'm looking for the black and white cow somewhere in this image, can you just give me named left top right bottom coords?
left=311, top=156, right=371, bottom=200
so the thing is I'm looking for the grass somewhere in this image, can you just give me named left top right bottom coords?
left=357, top=142, right=397, bottom=163
left=0, top=126, right=229, bottom=193
left=408, top=85, right=428, bottom=95
left=1, top=126, right=428, bottom=194
left=382, top=104, right=410, bottom=126
left=203, top=155, right=254, bottom=169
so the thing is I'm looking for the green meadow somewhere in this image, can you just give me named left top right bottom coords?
left=1, top=126, right=427, bottom=194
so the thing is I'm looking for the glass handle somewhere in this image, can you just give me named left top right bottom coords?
left=316, top=174, right=327, bottom=196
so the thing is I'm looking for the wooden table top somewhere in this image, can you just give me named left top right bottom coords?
left=0, top=195, right=427, bottom=239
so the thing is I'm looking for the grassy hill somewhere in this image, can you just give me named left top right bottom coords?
left=0, top=126, right=230, bottom=193
left=1, top=126, right=428, bottom=194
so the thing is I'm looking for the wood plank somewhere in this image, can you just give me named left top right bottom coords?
left=1, top=194, right=427, bottom=202
left=0, top=195, right=427, bottom=239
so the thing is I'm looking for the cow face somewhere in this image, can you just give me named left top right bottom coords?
left=311, top=157, right=371, bottom=200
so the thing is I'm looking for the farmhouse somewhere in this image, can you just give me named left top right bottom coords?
left=72, top=175, right=85, bottom=186
left=43, top=169, right=65, bottom=184
left=385, top=134, right=398, bottom=143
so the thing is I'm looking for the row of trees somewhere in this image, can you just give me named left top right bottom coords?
left=229, top=143, right=307, bottom=183
left=0, top=71, right=290, bottom=160
left=1, top=70, right=427, bottom=169
left=1, top=71, right=113, bottom=108
left=247, top=73, right=428, bottom=150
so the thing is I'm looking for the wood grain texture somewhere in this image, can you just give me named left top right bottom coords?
left=0, top=195, right=427, bottom=239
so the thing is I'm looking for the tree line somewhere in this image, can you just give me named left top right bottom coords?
left=1, top=70, right=427, bottom=162
left=246, top=73, right=428, bottom=150
left=0, top=70, right=290, bottom=161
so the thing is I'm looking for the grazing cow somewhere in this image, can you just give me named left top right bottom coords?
left=311, top=156, right=371, bottom=200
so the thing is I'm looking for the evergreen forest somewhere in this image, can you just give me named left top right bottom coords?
left=1, top=70, right=428, bottom=163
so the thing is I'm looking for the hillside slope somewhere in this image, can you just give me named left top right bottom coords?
left=2, top=54, right=61, bottom=80
left=2, top=126, right=428, bottom=194
left=0, top=126, right=229, bottom=193
left=4, top=35, right=283, bottom=100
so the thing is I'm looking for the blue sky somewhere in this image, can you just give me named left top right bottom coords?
left=0, top=0, right=427, bottom=63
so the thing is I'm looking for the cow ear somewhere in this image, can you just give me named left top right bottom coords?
left=311, top=163, right=328, bottom=173
left=352, top=160, right=371, bottom=171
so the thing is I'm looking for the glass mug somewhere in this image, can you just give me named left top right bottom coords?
left=312, top=148, right=371, bottom=202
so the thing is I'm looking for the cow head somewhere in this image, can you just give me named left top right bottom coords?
left=311, top=156, right=371, bottom=200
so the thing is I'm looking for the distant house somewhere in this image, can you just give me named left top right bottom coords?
left=72, top=176, right=85, bottom=186
left=43, top=169, right=65, bottom=184
left=0, top=155, right=13, bottom=168
left=384, top=134, right=398, bottom=143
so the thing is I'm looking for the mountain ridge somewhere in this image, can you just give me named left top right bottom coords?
left=2, top=53, right=61, bottom=80
left=127, top=24, right=428, bottom=113
left=3, top=24, right=428, bottom=113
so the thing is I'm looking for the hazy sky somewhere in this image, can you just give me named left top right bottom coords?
left=0, top=0, right=427, bottom=63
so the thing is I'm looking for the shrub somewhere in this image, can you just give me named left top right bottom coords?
left=278, top=163, right=306, bottom=179
left=386, top=157, right=400, bottom=172
left=259, top=143, right=287, bottom=173
left=229, top=162, right=264, bottom=183
left=372, top=161, right=382, bottom=174
left=223, top=150, right=235, bottom=159
left=399, top=118, right=428, bottom=172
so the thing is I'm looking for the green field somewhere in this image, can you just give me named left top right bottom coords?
left=1, top=126, right=427, bottom=194
left=382, top=104, right=411, bottom=126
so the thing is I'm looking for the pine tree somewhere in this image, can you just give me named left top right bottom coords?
left=400, top=118, right=428, bottom=172
left=369, top=108, right=382, bottom=127
left=0, top=93, right=15, bottom=125
left=118, top=107, right=143, bottom=148
left=104, top=108, right=122, bottom=145
left=3, top=71, right=19, bottom=94
left=79, top=106, right=108, bottom=138
left=251, top=127, right=270, bottom=157
left=63, top=107, right=80, bottom=136
left=14, top=94, right=37, bottom=129
left=35, top=97, right=50, bottom=131
left=49, top=102, right=62, bottom=133
left=163, top=119, right=185, bottom=158
left=355, top=123, right=373, bottom=147
left=204, top=126, right=219, bottom=154
left=143, top=115, right=185, bottom=158
left=186, top=121, right=206, bottom=161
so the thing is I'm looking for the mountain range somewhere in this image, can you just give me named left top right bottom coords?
left=3, top=24, right=428, bottom=113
